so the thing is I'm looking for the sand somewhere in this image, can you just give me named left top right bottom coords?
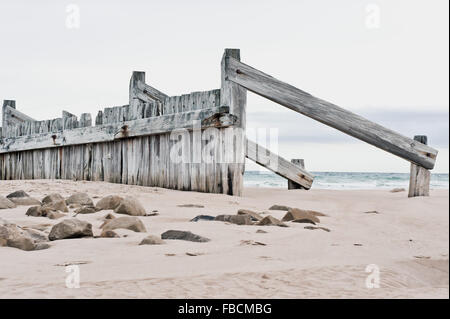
left=0, top=179, right=448, bottom=299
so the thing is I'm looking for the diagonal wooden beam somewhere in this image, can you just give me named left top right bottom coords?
left=225, top=57, right=438, bottom=170
left=137, top=81, right=169, bottom=102
left=245, top=139, right=314, bottom=190
left=3, top=105, right=35, bottom=123
left=2, top=103, right=36, bottom=138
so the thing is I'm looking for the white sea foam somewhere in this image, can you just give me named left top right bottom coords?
left=244, top=171, right=449, bottom=190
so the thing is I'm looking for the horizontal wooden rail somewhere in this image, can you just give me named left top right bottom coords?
left=0, top=107, right=235, bottom=154
left=225, top=57, right=438, bottom=169
left=245, top=139, right=314, bottom=189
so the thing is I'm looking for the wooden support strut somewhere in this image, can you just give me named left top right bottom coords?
left=408, top=135, right=431, bottom=197
left=224, top=57, right=438, bottom=170
left=245, top=139, right=314, bottom=190
left=288, top=159, right=306, bottom=190
left=2, top=100, right=35, bottom=138
left=136, top=81, right=169, bottom=102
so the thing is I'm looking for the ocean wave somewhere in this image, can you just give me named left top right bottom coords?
left=244, top=171, right=449, bottom=190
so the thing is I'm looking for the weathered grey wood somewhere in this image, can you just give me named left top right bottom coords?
left=80, top=113, right=92, bottom=127
left=2, top=102, right=35, bottom=138
left=245, top=139, right=314, bottom=189
left=221, top=50, right=247, bottom=130
left=0, top=107, right=235, bottom=153
left=129, top=71, right=146, bottom=109
left=288, top=159, right=306, bottom=190
left=62, top=110, right=76, bottom=118
left=62, top=111, right=78, bottom=130
left=2, top=100, right=16, bottom=109
left=408, top=135, right=430, bottom=197
left=95, top=111, right=103, bottom=125
left=137, top=81, right=169, bottom=102
left=1, top=58, right=244, bottom=196
left=221, top=49, right=247, bottom=196
left=2, top=100, right=16, bottom=137
left=224, top=57, right=438, bottom=170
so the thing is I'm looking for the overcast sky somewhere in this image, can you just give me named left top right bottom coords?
left=0, top=0, right=448, bottom=172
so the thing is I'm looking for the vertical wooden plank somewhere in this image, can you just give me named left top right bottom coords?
left=168, top=134, right=176, bottom=189
left=139, top=136, right=149, bottom=186
left=182, top=132, right=191, bottom=190
left=182, top=94, right=190, bottom=112
left=143, top=102, right=152, bottom=118
left=91, top=143, right=103, bottom=181
left=80, top=113, right=92, bottom=127
left=95, top=111, right=103, bottom=126
left=2, top=100, right=16, bottom=138
left=129, top=71, right=146, bottom=109
left=408, top=135, right=431, bottom=197
left=150, top=135, right=159, bottom=187
left=161, top=133, right=170, bottom=188
left=190, top=122, right=201, bottom=192
left=220, top=49, right=246, bottom=196
left=202, top=127, right=219, bottom=193
left=219, top=128, right=229, bottom=195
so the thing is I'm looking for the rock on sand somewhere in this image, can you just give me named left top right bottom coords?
left=95, top=195, right=123, bottom=211
left=114, top=197, right=146, bottom=216
left=101, top=216, right=147, bottom=233
left=161, top=230, right=210, bottom=242
left=48, top=219, right=93, bottom=241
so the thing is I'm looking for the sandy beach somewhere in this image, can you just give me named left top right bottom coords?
left=0, top=179, right=448, bottom=299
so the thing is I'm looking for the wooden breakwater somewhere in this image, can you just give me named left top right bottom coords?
left=0, top=50, right=247, bottom=195
left=0, top=48, right=438, bottom=196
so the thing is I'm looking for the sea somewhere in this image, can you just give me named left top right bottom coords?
left=244, top=171, right=449, bottom=190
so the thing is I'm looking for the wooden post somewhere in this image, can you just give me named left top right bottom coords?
left=129, top=71, right=146, bottom=108
left=80, top=113, right=92, bottom=127
left=2, top=100, right=35, bottom=138
left=288, top=159, right=306, bottom=190
left=62, top=110, right=78, bottom=130
left=221, top=49, right=247, bottom=196
left=2, top=100, right=16, bottom=137
left=408, top=135, right=431, bottom=197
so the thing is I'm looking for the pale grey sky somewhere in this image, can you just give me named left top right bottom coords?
left=0, top=0, right=448, bottom=172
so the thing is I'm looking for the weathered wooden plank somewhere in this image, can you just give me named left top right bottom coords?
left=141, top=136, right=150, bottom=186
left=62, top=110, right=76, bottom=118
left=80, top=113, right=92, bottom=127
left=225, top=57, right=438, bottom=170
left=136, top=81, right=169, bottom=103
left=129, top=71, right=146, bottom=109
left=62, top=111, right=78, bottom=130
left=1, top=107, right=236, bottom=154
left=220, top=49, right=247, bottom=196
left=245, top=139, right=314, bottom=190
left=51, top=118, right=63, bottom=132
left=2, top=103, right=35, bottom=138
left=408, top=135, right=431, bottom=197
left=95, top=111, right=103, bottom=126
left=3, top=103, right=35, bottom=122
